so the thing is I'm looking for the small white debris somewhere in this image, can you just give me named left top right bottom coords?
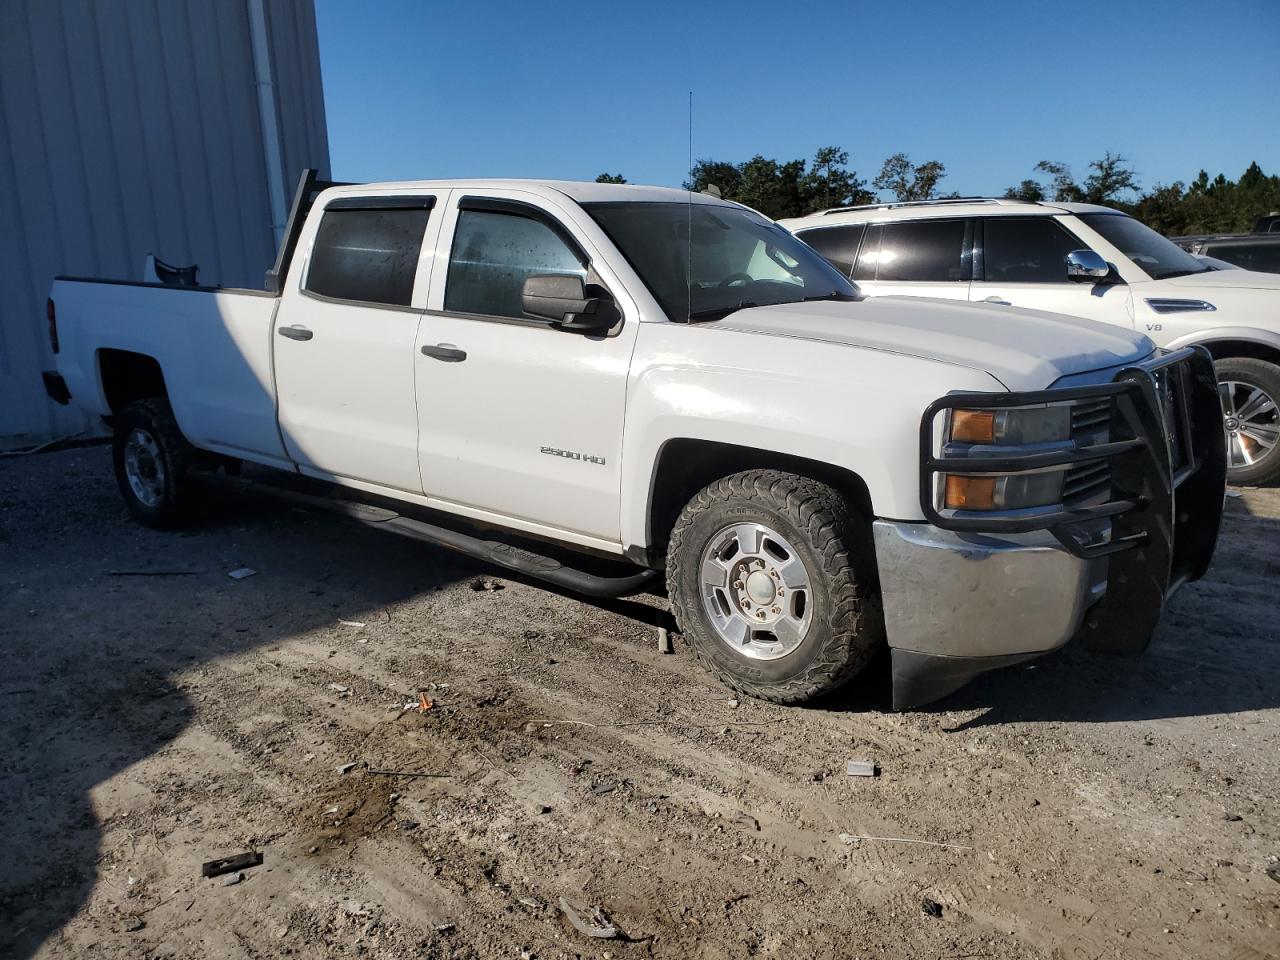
left=657, top=627, right=674, bottom=655
left=846, top=760, right=876, bottom=777
left=327, top=683, right=351, bottom=695
left=338, top=619, right=366, bottom=628
left=727, top=699, right=740, bottom=709
left=336, top=762, right=356, bottom=775
left=227, top=567, right=256, bottom=580
left=222, top=871, right=244, bottom=886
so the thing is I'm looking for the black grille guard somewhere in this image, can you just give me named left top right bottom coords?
left=919, top=346, right=1227, bottom=655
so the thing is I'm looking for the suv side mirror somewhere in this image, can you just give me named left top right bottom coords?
left=521, top=274, right=618, bottom=333
left=1065, top=249, right=1112, bottom=282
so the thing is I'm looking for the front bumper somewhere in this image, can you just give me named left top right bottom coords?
left=881, top=346, right=1227, bottom=709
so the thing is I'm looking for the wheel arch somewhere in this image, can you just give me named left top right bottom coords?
left=635, top=437, right=875, bottom=568
left=1165, top=328, right=1280, bottom=367
left=97, top=348, right=169, bottom=418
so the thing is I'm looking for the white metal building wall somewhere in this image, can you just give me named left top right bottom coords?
left=0, top=0, right=330, bottom=444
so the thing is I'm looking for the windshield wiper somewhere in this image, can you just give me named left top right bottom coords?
left=1153, top=268, right=1207, bottom=280
left=687, top=300, right=760, bottom=322
left=800, top=292, right=857, bottom=303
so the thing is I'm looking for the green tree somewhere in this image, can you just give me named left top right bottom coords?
left=873, top=153, right=948, bottom=201
left=1002, top=179, right=1046, bottom=202
left=684, top=146, right=870, bottom=218
left=1015, top=153, right=1140, bottom=205
left=594, top=173, right=627, bottom=184
left=804, top=146, right=874, bottom=210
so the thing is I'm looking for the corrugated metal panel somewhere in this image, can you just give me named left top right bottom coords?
left=0, top=0, right=329, bottom=444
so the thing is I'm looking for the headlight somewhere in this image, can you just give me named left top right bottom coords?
left=943, top=404, right=1073, bottom=511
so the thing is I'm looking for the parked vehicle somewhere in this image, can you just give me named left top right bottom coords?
left=781, top=199, right=1280, bottom=484
left=1173, top=233, right=1280, bottom=276
left=44, top=173, right=1225, bottom=709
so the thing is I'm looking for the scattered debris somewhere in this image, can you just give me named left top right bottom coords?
left=123, top=917, right=146, bottom=932
left=732, top=812, right=760, bottom=831
left=1222, top=813, right=1243, bottom=822
left=227, top=567, right=257, bottom=580
left=328, top=683, right=351, bottom=695
left=536, top=804, right=552, bottom=815
left=471, top=577, right=504, bottom=592
left=1225, top=489, right=1243, bottom=498
left=559, top=896, right=619, bottom=939
left=657, top=626, right=674, bottom=654
left=838, top=833, right=971, bottom=851
left=222, top=871, right=245, bottom=887
left=591, top=782, right=618, bottom=796
left=1267, top=863, right=1280, bottom=885
left=921, top=897, right=944, bottom=918
left=727, top=698, right=740, bottom=709
left=201, top=851, right=263, bottom=878
left=366, top=768, right=452, bottom=779
left=338, top=619, right=366, bottom=628
left=518, top=896, right=546, bottom=911
left=336, top=762, right=357, bottom=775
left=846, top=760, right=877, bottom=777
left=417, top=691, right=434, bottom=713
left=436, top=922, right=456, bottom=933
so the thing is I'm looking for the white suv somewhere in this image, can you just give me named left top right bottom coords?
left=781, top=200, right=1280, bottom=485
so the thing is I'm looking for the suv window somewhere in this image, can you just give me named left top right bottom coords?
left=1203, top=240, right=1280, bottom=274
left=982, top=217, right=1083, bottom=283
left=867, top=220, right=967, bottom=282
left=797, top=225, right=866, bottom=277
left=445, top=209, right=587, bottom=319
left=306, top=204, right=432, bottom=307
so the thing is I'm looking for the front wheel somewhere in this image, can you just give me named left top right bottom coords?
left=666, top=470, right=884, bottom=704
left=112, top=399, right=195, bottom=528
left=1216, top=357, right=1280, bottom=486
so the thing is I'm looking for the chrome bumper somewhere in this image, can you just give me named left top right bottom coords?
left=873, top=519, right=1108, bottom=708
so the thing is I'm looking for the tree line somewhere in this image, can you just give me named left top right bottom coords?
left=597, top=151, right=1280, bottom=236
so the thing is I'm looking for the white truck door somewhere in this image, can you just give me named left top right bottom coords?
left=413, top=192, right=638, bottom=544
left=852, top=219, right=972, bottom=301
left=273, top=195, right=439, bottom=493
left=968, top=216, right=1132, bottom=328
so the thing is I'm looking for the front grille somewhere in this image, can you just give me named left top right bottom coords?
left=1064, top=399, right=1112, bottom=504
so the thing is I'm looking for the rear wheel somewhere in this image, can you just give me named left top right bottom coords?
left=112, top=399, right=195, bottom=528
left=666, top=470, right=883, bottom=704
left=1216, top=357, right=1280, bottom=486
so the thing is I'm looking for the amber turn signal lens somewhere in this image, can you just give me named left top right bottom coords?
left=944, top=475, right=997, bottom=509
left=950, top=409, right=995, bottom=443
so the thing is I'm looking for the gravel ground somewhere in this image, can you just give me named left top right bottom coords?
left=1, top=445, right=1277, bottom=960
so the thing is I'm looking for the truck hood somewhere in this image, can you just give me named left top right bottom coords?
left=1157, top=268, right=1280, bottom=293
left=711, top=296, right=1153, bottom=392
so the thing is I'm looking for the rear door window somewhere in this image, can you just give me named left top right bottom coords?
left=874, top=220, right=967, bottom=282
left=797, top=224, right=866, bottom=277
left=982, top=217, right=1084, bottom=283
left=305, top=200, right=433, bottom=306
left=444, top=208, right=587, bottom=320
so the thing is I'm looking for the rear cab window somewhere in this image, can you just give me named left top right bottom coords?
left=304, top=197, right=435, bottom=307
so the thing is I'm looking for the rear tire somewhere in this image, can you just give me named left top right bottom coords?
left=666, top=470, right=884, bottom=704
left=112, top=399, right=195, bottom=528
left=1216, top=357, right=1280, bottom=486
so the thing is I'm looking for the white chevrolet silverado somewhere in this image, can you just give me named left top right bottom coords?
left=44, top=173, right=1227, bottom=708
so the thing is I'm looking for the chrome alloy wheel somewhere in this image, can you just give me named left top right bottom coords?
left=1219, top=379, right=1279, bottom=469
left=699, top=522, right=814, bottom=660
left=123, top=428, right=166, bottom=507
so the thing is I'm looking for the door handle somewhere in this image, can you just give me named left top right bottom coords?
left=421, top=343, right=467, bottom=362
left=278, top=325, right=314, bottom=341
left=981, top=296, right=1011, bottom=306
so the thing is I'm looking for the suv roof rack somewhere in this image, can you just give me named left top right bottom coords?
left=819, top=197, right=1026, bottom=215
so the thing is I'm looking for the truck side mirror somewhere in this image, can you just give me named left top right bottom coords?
left=522, top=274, right=618, bottom=333
left=1065, top=249, right=1112, bottom=282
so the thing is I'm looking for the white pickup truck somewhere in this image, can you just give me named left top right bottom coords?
left=44, top=172, right=1227, bottom=708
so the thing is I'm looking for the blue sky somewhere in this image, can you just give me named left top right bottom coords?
left=315, top=0, right=1279, bottom=199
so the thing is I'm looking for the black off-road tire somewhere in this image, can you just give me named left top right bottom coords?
left=1215, top=357, right=1280, bottom=486
left=666, top=470, right=884, bottom=704
left=112, top=398, right=196, bottom=528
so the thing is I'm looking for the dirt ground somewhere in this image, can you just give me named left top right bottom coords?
left=1, top=446, right=1277, bottom=960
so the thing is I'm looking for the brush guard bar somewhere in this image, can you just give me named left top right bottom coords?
left=919, top=346, right=1226, bottom=654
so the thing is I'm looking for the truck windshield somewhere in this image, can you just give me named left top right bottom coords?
left=1078, top=213, right=1211, bottom=280
left=584, top=201, right=857, bottom=322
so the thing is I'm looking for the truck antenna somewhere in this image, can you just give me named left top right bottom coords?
left=686, top=90, right=693, bottom=324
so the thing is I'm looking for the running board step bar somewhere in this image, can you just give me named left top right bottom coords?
left=224, top=477, right=659, bottom=598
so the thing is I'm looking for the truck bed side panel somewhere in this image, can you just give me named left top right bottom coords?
left=52, top=280, right=288, bottom=464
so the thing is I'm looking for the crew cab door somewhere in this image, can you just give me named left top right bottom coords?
left=414, top=191, right=638, bottom=544
left=968, top=216, right=1132, bottom=327
left=274, top=195, right=439, bottom=492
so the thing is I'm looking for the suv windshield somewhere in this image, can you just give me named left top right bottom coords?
left=584, top=201, right=857, bottom=322
left=1078, top=213, right=1210, bottom=280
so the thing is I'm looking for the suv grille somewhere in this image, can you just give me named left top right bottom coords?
left=1064, top=399, right=1112, bottom=504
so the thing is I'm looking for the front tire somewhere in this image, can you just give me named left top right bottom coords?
left=666, top=470, right=884, bottom=704
left=1216, top=357, right=1280, bottom=486
left=112, top=399, right=195, bottom=528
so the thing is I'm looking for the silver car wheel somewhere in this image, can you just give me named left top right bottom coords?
left=699, top=521, right=814, bottom=661
left=123, top=428, right=166, bottom=507
left=1219, top=379, right=1279, bottom=469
